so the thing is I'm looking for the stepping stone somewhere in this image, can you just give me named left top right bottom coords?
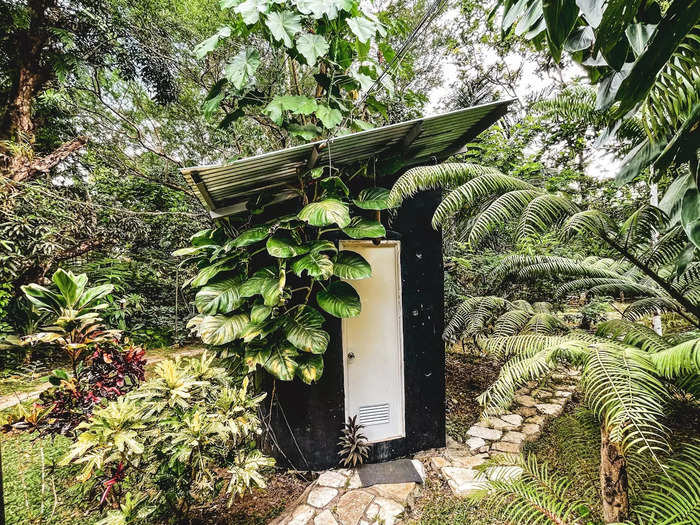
left=467, top=425, right=502, bottom=441
left=518, top=406, right=538, bottom=417
left=365, top=503, right=379, bottom=520
left=287, top=505, right=315, bottom=525
left=525, top=415, right=545, bottom=424
left=515, top=395, right=537, bottom=407
left=370, top=482, right=416, bottom=504
left=536, top=403, right=563, bottom=416
left=336, top=490, right=374, bottom=525
left=451, top=454, right=488, bottom=468
left=486, top=417, right=518, bottom=430
left=466, top=436, right=486, bottom=451
left=522, top=423, right=541, bottom=440
left=555, top=390, right=573, bottom=398
left=317, top=470, right=348, bottom=488
left=374, top=496, right=405, bottom=525
left=411, top=459, right=426, bottom=482
left=308, top=487, right=338, bottom=508
left=442, top=466, right=484, bottom=496
left=532, top=389, right=552, bottom=399
left=430, top=456, right=449, bottom=470
left=500, top=414, right=523, bottom=426
left=491, top=441, right=522, bottom=453
left=315, top=510, right=339, bottom=525
left=347, top=471, right=362, bottom=489
left=502, top=431, right=526, bottom=444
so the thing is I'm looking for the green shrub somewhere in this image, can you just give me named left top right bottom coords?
left=62, top=353, right=273, bottom=523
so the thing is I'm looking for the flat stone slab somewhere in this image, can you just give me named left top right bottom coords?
left=500, top=414, right=523, bottom=426
left=515, top=395, right=537, bottom=407
left=287, top=504, right=315, bottom=525
left=466, top=436, right=487, bottom=452
left=317, top=470, right=349, bottom=488
left=315, top=509, right=339, bottom=525
left=430, top=456, right=449, bottom=470
left=308, top=486, right=338, bottom=508
left=336, top=490, right=374, bottom=525
left=369, top=482, right=416, bottom=504
left=442, top=466, right=485, bottom=496
left=491, top=441, right=522, bottom=453
left=536, top=403, right=564, bottom=416
left=374, top=496, right=405, bottom=525
left=502, top=431, right=526, bottom=444
left=467, top=425, right=502, bottom=441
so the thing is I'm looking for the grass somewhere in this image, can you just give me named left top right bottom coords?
left=1, top=432, right=100, bottom=525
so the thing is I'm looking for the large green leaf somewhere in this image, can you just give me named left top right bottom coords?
left=264, top=344, right=299, bottom=381
left=625, top=23, right=656, bottom=57
left=316, top=281, right=361, bottom=318
left=542, top=0, right=579, bottom=62
left=191, top=257, right=240, bottom=287
left=296, top=354, right=324, bottom=384
left=681, top=187, right=700, bottom=250
left=194, top=26, right=231, bottom=59
left=234, top=0, right=267, bottom=25
left=308, top=240, right=338, bottom=254
left=653, top=103, right=700, bottom=173
left=77, top=284, right=114, bottom=310
left=241, top=267, right=285, bottom=306
left=52, top=269, right=86, bottom=307
left=594, top=0, right=642, bottom=68
left=224, top=47, right=260, bottom=90
left=194, top=278, right=244, bottom=314
left=315, top=105, right=343, bottom=129
left=341, top=217, right=386, bottom=238
left=575, top=0, right=604, bottom=28
left=297, top=199, right=351, bottom=227
left=285, top=306, right=329, bottom=354
left=615, top=137, right=664, bottom=184
left=292, top=252, right=334, bottom=279
left=347, top=16, right=376, bottom=43
left=333, top=251, right=372, bottom=279
left=250, top=304, right=272, bottom=323
left=615, top=0, right=700, bottom=116
left=198, top=314, right=249, bottom=345
left=265, top=95, right=318, bottom=125
left=231, top=226, right=269, bottom=247
left=353, top=187, right=391, bottom=210
left=266, top=232, right=309, bottom=258
left=265, top=10, right=302, bottom=48
left=21, top=284, right=64, bottom=312
left=296, top=32, right=329, bottom=65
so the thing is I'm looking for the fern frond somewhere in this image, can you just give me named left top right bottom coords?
left=523, top=313, right=568, bottom=335
left=619, top=205, right=666, bottom=251
left=516, top=194, right=579, bottom=239
left=596, top=319, right=670, bottom=353
left=623, top=297, right=684, bottom=321
left=649, top=337, right=700, bottom=379
left=555, top=278, right=660, bottom=299
left=468, top=189, right=542, bottom=246
left=469, top=453, right=592, bottom=525
left=432, top=174, right=535, bottom=228
left=582, top=347, right=669, bottom=454
left=643, top=226, right=689, bottom=269
left=493, top=309, right=532, bottom=337
left=443, top=296, right=511, bottom=341
left=387, top=163, right=503, bottom=208
left=562, top=210, right=614, bottom=239
left=633, top=440, right=700, bottom=525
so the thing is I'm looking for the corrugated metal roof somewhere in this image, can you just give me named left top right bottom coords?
left=182, top=99, right=515, bottom=217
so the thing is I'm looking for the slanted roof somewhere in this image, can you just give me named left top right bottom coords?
left=182, top=99, right=515, bottom=218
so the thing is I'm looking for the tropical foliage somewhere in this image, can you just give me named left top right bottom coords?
left=62, top=353, right=272, bottom=523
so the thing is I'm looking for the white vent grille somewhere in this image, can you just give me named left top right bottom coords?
left=358, top=403, right=390, bottom=426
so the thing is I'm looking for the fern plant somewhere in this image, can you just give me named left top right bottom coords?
left=475, top=319, right=700, bottom=522
left=388, top=163, right=700, bottom=326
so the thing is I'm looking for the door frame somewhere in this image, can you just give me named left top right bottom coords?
left=339, top=239, right=405, bottom=443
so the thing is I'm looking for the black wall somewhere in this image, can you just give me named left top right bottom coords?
left=262, top=191, right=445, bottom=470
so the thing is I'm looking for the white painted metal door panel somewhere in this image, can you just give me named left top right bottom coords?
left=341, top=240, right=405, bottom=443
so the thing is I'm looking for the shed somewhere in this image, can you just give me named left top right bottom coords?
left=182, top=99, right=514, bottom=470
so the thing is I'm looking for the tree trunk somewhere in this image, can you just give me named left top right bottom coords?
left=600, top=426, right=629, bottom=523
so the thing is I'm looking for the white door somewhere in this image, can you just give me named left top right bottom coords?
left=340, top=240, right=405, bottom=443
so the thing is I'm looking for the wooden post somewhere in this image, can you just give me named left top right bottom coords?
left=600, top=426, right=629, bottom=523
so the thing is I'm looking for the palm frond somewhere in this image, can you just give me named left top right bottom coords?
left=633, top=440, right=700, bottom=525
left=649, top=337, right=700, bottom=379
left=643, top=225, right=689, bottom=269
left=555, top=277, right=660, bottom=300
left=523, top=313, right=568, bottom=335
left=443, top=296, right=511, bottom=341
left=387, top=163, right=503, bottom=208
left=623, top=297, right=685, bottom=321
left=468, top=189, right=542, bottom=246
left=562, top=210, right=614, bottom=239
left=493, top=309, right=532, bottom=337
left=516, top=194, right=579, bottom=239
left=469, top=453, right=592, bottom=525
left=582, top=346, right=669, bottom=454
left=596, top=319, right=670, bottom=353
left=619, top=205, right=666, bottom=251
left=432, top=174, right=535, bottom=228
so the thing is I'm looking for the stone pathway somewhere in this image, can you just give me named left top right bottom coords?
left=420, top=368, right=580, bottom=495
left=271, top=460, right=425, bottom=525
left=0, top=347, right=204, bottom=411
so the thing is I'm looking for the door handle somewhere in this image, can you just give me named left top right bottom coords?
left=347, top=352, right=355, bottom=360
